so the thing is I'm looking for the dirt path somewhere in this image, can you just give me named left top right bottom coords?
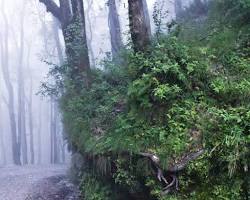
left=0, top=165, right=79, bottom=200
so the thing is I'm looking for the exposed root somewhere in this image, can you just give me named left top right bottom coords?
left=139, top=149, right=204, bottom=195
left=161, top=175, right=178, bottom=195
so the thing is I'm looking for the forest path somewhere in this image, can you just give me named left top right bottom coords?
left=0, top=165, right=79, bottom=200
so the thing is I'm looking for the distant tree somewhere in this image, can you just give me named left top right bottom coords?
left=85, top=0, right=95, bottom=67
left=0, top=2, right=21, bottom=165
left=37, top=102, right=42, bottom=164
left=0, top=101, right=7, bottom=165
left=52, top=19, right=64, bottom=65
left=17, top=0, right=28, bottom=165
left=26, top=44, right=35, bottom=165
left=107, top=0, right=123, bottom=59
left=142, top=0, right=152, bottom=36
left=50, top=99, right=59, bottom=164
left=180, top=0, right=209, bottom=20
left=175, top=0, right=183, bottom=20
left=193, top=0, right=209, bottom=17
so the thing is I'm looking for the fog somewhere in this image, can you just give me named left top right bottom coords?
left=0, top=0, right=69, bottom=165
left=0, top=0, right=180, bottom=166
left=0, top=0, right=195, bottom=199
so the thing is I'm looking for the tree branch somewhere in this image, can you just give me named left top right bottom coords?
left=140, top=149, right=204, bottom=173
left=39, top=0, right=62, bottom=22
left=139, top=149, right=204, bottom=194
left=167, top=149, right=205, bottom=172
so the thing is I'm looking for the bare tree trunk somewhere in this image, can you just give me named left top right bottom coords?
left=128, top=0, right=151, bottom=52
left=52, top=18, right=66, bottom=164
left=53, top=102, right=59, bottom=164
left=60, top=134, right=67, bottom=163
left=175, top=0, right=183, bottom=20
left=52, top=19, right=64, bottom=65
left=50, top=99, right=54, bottom=164
left=17, top=1, right=28, bottom=165
left=0, top=131, right=6, bottom=166
left=37, top=102, right=42, bottom=164
left=142, top=0, right=152, bottom=36
left=36, top=7, right=50, bottom=56
left=27, top=51, right=35, bottom=165
left=108, top=0, right=123, bottom=59
left=86, top=0, right=95, bottom=67
left=17, top=67, right=28, bottom=165
left=29, top=84, right=35, bottom=165
left=0, top=2, right=21, bottom=165
left=56, top=116, right=66, bottom=163
left=50, top=99, right=60, bottom=164
left=62, top=149, right=66, bottom=163
left=0, top=101, right=7, bottom=165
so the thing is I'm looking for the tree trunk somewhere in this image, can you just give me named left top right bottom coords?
left=27, top=52, right=35, bottom=165
left=40, top=0, right=91, bottom=88
left=17, top=1, right=28, bottom=165
left=0, top=2, right=21, bottom=165
left=142, top=0, right=152, bottom=36
left=86, top=0, right=95, bottom=67
left=52, top=19, right=64, bottom=66
left=128, top=0, right=151, bottom=52
left=0, top=101, right=7, bottom=166
left=50, top=99, right=54, bottom=164
left=108, top=0, right=123, bottom=59
left=175, top=0, right=183, bottom=20
left=52, top=19, right=66, bottom=164
left=61, top=142, right=66, bottom=163
left=27, top=88, right=35, bottom=164
left=53, top=102, right=59, bottom=164
left=37, top=102, right=42, bottom=164
left=50, top=99, right=59, bottom=164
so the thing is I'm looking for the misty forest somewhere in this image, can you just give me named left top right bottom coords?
left=0, top=0, right=249, bottom=199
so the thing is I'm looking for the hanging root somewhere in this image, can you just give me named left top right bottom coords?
left=139, top=149, right=204, bottom=195
left=157, top=167, right=168, bottom=185
left=161, top=175, right=179, bottom=195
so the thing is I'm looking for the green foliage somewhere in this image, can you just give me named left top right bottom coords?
left=42, top=0, right=250, bottom=199
left=113, top=157, right=137, bottom=188
left=127, top=37, right=210, bottom=113
left=80, top=175, right=112, bottom=200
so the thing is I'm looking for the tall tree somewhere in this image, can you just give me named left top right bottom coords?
left=27, top=83, right=35, bottom=164
left=52, top=17, right=68, bottom=164
left=26, top=44, right=35, bottom=165
left=108, top=0, right=123, bottom=58
left=39, top=0, right=91, bottom=87
left=52, top=18, right=64, bottom=65
left=50, top=99, right=59, bottom=164
left=0, top=2, right=21, bottom=165
left=0, top=101, right=7, bottom=166
left=142, top=0, right=152, bottom=36
left=50, top=99, right=54, bottom=163
left=128, top=0, right=151, bottom=52
left=175, top=0, right=183, bottom=20
left=37, top=101, right=42, bottom=164
left=86, top=0, right=95, bottom=66
left=17, top=0, right=28, bottom=164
